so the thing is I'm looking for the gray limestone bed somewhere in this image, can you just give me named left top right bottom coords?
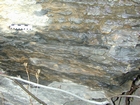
left=0, top=76, right=107, bottom=105
left=0, top=76, right=139, bottom=105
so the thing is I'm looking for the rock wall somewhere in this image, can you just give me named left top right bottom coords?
left=0, top=0, right=140, bottom=95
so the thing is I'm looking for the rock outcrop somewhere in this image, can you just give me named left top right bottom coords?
left=0, top=0, right=140, bottom=100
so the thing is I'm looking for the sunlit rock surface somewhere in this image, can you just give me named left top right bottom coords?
left=0, top=0, right=140, bottom=100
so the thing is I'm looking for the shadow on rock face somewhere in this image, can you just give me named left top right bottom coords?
left=114, top=69, right=140, bottom=85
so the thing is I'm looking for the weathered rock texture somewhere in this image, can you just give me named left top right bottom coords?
left=0, top=0, right=140, bottom=97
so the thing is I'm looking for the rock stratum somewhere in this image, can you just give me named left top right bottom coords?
left=0, top=0, right=140, bottom=102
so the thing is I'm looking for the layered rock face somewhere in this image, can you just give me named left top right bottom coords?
left=0, top=0, right=140, bottom=95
